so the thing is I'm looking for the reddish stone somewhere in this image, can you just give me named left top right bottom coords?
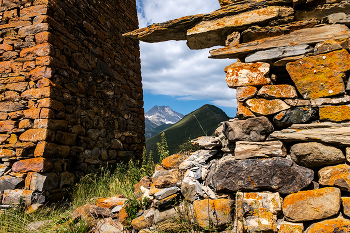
left=0, top=21, right=31, bottom=30
left=286, top=49, right=350, bottom=99
left=23, top=108, right=41, bottom=119
left=134, top=176, right=152, bottom=198
left=237, top=102, right=255, bottom=119
left=0, top=134, right=10, bottom=144
left=319, top=105, right=350, bottom=122
left=20, top=5, right=48, bottom=18
left=35, top=31, right=51, bottom=44
left=5, top=82, right=28, bottom=92
left=40, top=108, right=55, bottom=119
left=19, top=129, right=55, bottom=142
left=19, top=119, right=32, bottom=129
left=18, top=23, right=49, bottom=37
left=225, top=62, right=271, bottom=88
left=21, top=87, right=55, bottom=99
left=27, top=66, right=53, bottom=81
left=9, top=111, right=24, bottom=119
left=37, top=98, right=65, bottom=111
left=0, top=112, right=8, bottom=120
left=12, top=158, right=53, bottom=173
left=34, top=141, right=70, bottom=158
left=246, top=98, right=290, bottom=115
left=257, top=85, right=298, bottom=99
left=0, top=44, right=13, bottom=51
left=0, top=61, right=12, bottom=73
left=23, top=61, right=36, bottom=71
left=20, top=43, right=53, bottom=58
left=0, top=120, right=15, bottom=133
left=0, top=101, right=24, bottom=113
left=96, top=195, right=127, bottom=209
left=236, top=86, right=258, bottom=102
left=2, top=91, right=20, bottom=101
left=0, top=149, right=15, bottom=158
left=0, top=76, right=26, bottom=84
left=34, top=119, right=67, bottom=130
left=119, top=205, right=129, bottom=225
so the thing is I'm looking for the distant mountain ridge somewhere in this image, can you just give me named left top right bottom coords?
left=146, top=104, right=230, bottom=161
left=145, top=106, right=184, bottom=138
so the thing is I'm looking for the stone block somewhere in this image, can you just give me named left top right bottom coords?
left=18, top=23, right=49, bottom=37
left=273, top=107, right=317, bottom=128
left=161, top=153, right=188, bottom=170
left=55, top=131, right=77, bottom=146
left=60, top=171, right=75, bottom=188
left=26, top=172, right=59, bottom=191
left=21, top=87, right=55, bottom=99
left=287, top=49, right=350, bottom=99
left=0, top=149, right=15, bottom=158
left=12, top=158, right=53, bottom=173
left=257, top=85, right=298, bottom=99
left=237, top=102, right=256, bottom=119
left=236, top=86, right=258, bottom=102
left=279, top=221, right=303, bottom=233
left=0, top=175, right=24, bottom=192
left=193, top=199, right=233, bottom=229
left=34, top=141, right=70, bottom=158
left=283, top=187, right=341, bottom=222
left=225, top=62, right=271, bottom=88
left=305, top=217, right=350, bottom=233
left=191, top=136, right=220, bottom=150
left=235, top=141, right=286, bottom=160
left=19, top=129, right=55, bottom=142
left=20, top=5, right=48, bottom=18
left=96, top=195, right=127, bottom=209
left=319, top=105, right=350, bottom=122
left=319, top=164, right=350, bottom=191
left=246, top=98, right=290, bottom=115
left=152, top=169, right=180, bottom=188
left=2, top=189, right=34, bottom=205
left=131, top=208, right=154, bottom=231
left=0, top=120, right=15, bottom=133
left=290, top=142, right=345, bottom=168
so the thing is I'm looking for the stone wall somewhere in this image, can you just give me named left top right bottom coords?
left=123, top=0, right=350, bottom=232
left=0, top=0, right=144, bottom=205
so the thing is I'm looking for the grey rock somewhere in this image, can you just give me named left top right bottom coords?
left=154, top=193, right=179, bottom=209
left=290, top=142, right=345, bottom=168
left=28, top=173, right=60, bottom=191
left=268, top=122, right=350, bottom=146
left=235, top=141, right=287, bottom=160
left=314, top=40, right=343, bottom=55
left=179, top=149, right=218, bottom=170
left=273, top=55, right=306, bottom=67
left=154, top=207, right=178, bottom=225
left=191, top=136, right=221, bottom=149
left=0, top=163, right=9, bottom=177
left=223, top=117, right=274, bottom=142
left=0, top=176, right=24, bottom=192
left=2, top=189, right=33, bottom=205
left=154, top=187, right=180, bottom=200
left=206, top=157, right=313, bottom=194
left=245, top=44, right=313, bottom=63
left=93, top=218, right=124, bottom=233
left=273, top=107, right=317, bottom=128
left=284, top=99, right=311, bottom=106
left=328, top=12, right=347, bottom=23
left=311, top=95, right=350, bottom=107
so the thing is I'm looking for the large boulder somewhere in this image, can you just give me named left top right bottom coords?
left=223, top=117, right=274, bottom=142
left=283, top=187, right=341, bottom=222
left=206, top=157, right=313, bottom=194
left=290, top=142, right=345, bottom=168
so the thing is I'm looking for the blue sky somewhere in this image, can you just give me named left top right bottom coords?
left=136, top=0, right=238, bottom=117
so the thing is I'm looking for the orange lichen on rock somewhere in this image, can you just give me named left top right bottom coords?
left=236, top=86, right=258, bottom=101
left=319, top=105, right=350, bottom=122
left=237, top=102, right=255, bottom=119
left=306, top=217, right=350, bottom=233
left=286, top=49, right=350, bottom=99
left=257, top=85, right=298, bottom=99
left=193, top=199, right=232, bottom=228
left=161, top=154, right=187, bottom=170
left=11, top=157, right=53, bottom=173
left=279, top=221, right=303, bottom=233
left=318, top=164, right=350, bottom=191
left=96, top=195, right=127, bottom=209
left=246, top=98, right=290, bottom=115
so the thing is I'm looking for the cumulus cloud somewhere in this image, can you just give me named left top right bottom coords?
left=136, top=0, right=237, bottom=109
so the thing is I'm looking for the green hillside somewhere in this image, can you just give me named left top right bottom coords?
left=146, top=104, right=230, bottom=162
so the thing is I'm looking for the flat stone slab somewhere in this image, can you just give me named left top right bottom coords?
left=245, top=44, right=313, bottom=63
left=235, top=140, right=286, bottom=160
left=191, top=136, right=220, bottom=149
left=268, top=122, right=350, bottom=146
left=187, top=6, right=293, bottom=49
left=206, top=157, right=314, bottom=194
left=246, top=98, right=290, bottom=115
left=210, top=24, right=350, bottom=59
left=305, top=217, right=350, bottom=233
left=283, top=187, right=341, bottom=222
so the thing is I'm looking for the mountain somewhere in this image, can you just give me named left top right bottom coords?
left=146, top=104, right=230, bottom=162
left=145, top=106, right=184, bottom=138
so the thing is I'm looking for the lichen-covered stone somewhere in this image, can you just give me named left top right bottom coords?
left=2, top=189, right=34, bottom=205
left=257, top=85, right=298, bottom=99
left=237, top=102, right=256, bottom=119
left=193, top=199, right=233, bottom=229
left=225, top=62, right=271, bottom=88
left=131, top=209, right=154, bottom=230
left=236, top=86, right=258, bottom=102
left=96, top=195, right=127, bottom=209
left=279, top=221, right=303, bottom=233
left=319, top=105, right=350, bottom=122
left=12, top=158, right=53, bottom=173
left=273, top=107, right=317, bottom=128
left=305, top=216, right=350, bottom=233
left=235, top=141, right=286, bottom=160
left=191, top=136, right=220, bottom=150
left=319, top=164, right=350, bottom=191
left=152, top=169, right=180, bottom=188
left=342, top=197, right=350, bottom=218
left=290, top=142, right=345, bottom=168
left=286, top=49, right=350, bottom=99
left=246, top=98, right=290, bottom=115
left=283, top=187, right=341, bottom=222
left=161, top=153, right=188, bottom=170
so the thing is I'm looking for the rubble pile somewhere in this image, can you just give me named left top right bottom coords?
left=121, top=0, right=350, bottom=231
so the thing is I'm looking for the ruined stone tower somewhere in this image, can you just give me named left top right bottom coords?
left=0, top=0, right=144, bottom=204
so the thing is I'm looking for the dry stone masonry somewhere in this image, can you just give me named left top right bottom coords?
left=121, top=0, right=350, bottom=231
left=0, top=0, right=144, bottom=207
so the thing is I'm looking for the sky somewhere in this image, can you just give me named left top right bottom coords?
left=135, top=0, right=238, bottom=117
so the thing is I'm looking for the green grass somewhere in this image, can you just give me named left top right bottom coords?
left=146, top=104, right=229, bottom=161
left=0, top=156, right=156, bottom=233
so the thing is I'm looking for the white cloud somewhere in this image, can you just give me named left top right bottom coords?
left=136, top=0, right=238, bottom=109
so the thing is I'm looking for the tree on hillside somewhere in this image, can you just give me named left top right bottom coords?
left=157, top=132, right=169, bottom=162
